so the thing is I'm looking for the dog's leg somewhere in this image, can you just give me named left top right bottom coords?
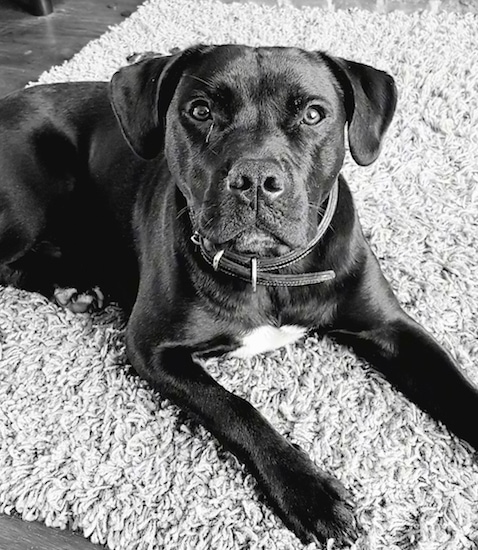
left=0, top=194, right=107, bottom=312
left=331, top=253, right=478, bottom=450
left=0, top=234, right=106, bottom=312
left=126, top=325, right=360, bottom=546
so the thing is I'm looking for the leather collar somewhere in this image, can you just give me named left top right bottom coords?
left=191, top=180, right=339, bottom=291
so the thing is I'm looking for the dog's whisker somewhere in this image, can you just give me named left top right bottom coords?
left=307, top=202, right=325, bottom=213
left=176, top=206, right=190, bottom=220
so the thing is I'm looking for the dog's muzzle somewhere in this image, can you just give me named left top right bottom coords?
left=191, top=180, right=339, bottom=291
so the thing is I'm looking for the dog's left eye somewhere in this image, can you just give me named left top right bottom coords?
left=189, top=101, right=212, bottom=121
left=302, top=105, right=324, bottom=126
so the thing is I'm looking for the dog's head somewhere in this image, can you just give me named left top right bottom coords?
left=111, top=45, right=396, bottom=256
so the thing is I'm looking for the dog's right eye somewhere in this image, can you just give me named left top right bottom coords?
left=189, top=101, right=212, bottom=122
left=302, top=105, right=325, bottom=126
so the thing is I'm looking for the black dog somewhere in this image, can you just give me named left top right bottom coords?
left=0, top=45, right=476, bottom=547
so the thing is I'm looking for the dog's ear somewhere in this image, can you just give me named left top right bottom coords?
left=323, top=55, right=397, bottom=166
left=110, top=46, right=209, bottom=160
left=110, top=53, right=174, bottom=160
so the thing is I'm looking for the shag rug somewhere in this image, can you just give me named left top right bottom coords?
left=1, top=1, right=477, bottom=549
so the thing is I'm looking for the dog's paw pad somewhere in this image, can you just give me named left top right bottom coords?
left=53, top=286, right=105, bottom=313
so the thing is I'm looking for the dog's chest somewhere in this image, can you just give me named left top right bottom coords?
left=230, top=325, right=307, bottom=358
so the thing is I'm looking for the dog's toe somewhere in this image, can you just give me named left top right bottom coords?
left=53, top=287, right=77, bottom=307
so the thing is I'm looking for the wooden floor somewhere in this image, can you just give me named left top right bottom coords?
left=0, top=0, right=141, bottom=97
left=0, top=0, right=475, bottom=548
left=0, top=514, right=104, bottom=550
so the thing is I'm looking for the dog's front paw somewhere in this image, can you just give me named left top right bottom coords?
left=267, top=445, right=360, bottom=547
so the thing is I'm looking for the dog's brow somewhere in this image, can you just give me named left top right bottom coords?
left=183, top=74, right=236, bottom=110
left=294, top=93, right=333, bottom=108
left=184, top=74, right=215, bottom=88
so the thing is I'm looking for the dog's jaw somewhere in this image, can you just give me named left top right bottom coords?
left=226, top=227, right=293, bottom=256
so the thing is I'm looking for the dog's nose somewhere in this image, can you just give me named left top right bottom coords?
left=227, top=159, right=285, bottom=200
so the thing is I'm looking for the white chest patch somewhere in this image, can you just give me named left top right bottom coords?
left=231, top=325, right=307, bottom=359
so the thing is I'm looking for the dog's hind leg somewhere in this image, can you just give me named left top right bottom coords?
left=0, top=203, right=105, bottom=312
left=0, top=234, right=106, bottom=313
left=0, top=169, right=108, bottom=312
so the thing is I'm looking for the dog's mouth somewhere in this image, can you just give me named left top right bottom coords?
left=227, top=228, right=292, bottom=256
left=190, top=205, right=308, bottom=258
left=196, top=221, right=297, bottom=258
